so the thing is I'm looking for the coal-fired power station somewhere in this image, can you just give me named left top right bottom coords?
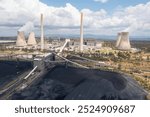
left=116, top=32, right=131, bottom=50
left=16, top=31, right=27, bottom=47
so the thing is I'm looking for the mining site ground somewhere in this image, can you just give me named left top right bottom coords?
left=0, top=61, right=33, bottom=99
left=10, top=65, right=147, bottom=100
left=0, top=61, right=32, bottom=88
left=0, top=59, right=148, bottom=100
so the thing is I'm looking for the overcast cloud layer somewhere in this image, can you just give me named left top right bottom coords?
left=0, top=0, right=150, bottom=37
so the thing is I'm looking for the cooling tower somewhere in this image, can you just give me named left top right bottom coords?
left=27, top=32, right=37, bottom=45
left=116, top=32, right=121, bottom=48
left=16, top=31, right=27, bottom=46
left=80, top=12, right=83, bottom=52
left=117, top=32, right=131, bottom=50
left=41, top=13, right=44, bottom=51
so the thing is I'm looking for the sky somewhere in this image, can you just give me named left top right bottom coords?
left=0, top=0, right=150, bottom=38
left=40, top=0, right=149, bottom=12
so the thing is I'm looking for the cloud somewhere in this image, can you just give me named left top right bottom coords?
left=116, top=2, right=150, bottom=33
left=94, top=0, right=110, bottom=3
left=0, top=0, right=80, bottom=26
left=0, top=0, right=150, bottom=37
left=19, top=21, right=34, bottom=32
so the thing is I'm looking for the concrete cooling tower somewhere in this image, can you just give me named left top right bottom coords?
left=115, top=32, right=121, bottom=47
left=117, top=32, right=131, bottom=50
left=27, top=32, right=37, bottom=45
left=16, top=31, right=27, bottom=46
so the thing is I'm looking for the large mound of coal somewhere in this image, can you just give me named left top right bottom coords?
left=0, top=61, right=32, bottom=87
left=12, top=65, right=147, bottom=100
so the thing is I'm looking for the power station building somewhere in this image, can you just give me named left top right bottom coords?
left=14, top=12, right=102, bottom=52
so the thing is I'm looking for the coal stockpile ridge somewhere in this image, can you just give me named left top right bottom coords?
left=11, top=65, right=147, bottom=100
left=0, top=61, right=32, bottom=87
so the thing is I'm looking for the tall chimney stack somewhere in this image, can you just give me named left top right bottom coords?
left=41, top=13, right=44, bottom=51
left=80, top=12, right=83, bottom=52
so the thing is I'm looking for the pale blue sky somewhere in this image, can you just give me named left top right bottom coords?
left=0, top=0, right=150, bottom=37
left=40, top=0, right=150, bottom=11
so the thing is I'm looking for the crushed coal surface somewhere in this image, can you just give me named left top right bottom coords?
left=0, top=61, right=32, bottom=87
left=11, top=65, right=147, bottom=100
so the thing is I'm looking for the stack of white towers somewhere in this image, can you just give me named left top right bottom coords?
left=41, top=13, right=44, bottom=51
left=16, top=31, right=27, bottom=46
left=27, top=32, right=37, bottom=45
left=80, top=12, right=83, bottom=52
left=116, top=32, right=131, bottom=50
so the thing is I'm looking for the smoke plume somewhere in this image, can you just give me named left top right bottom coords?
left=123, top=21, right=144, bottom=33
left=18, top=21, right=34, bottom=33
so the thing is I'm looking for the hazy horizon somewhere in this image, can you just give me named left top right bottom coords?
left=0, top=34, right=150, bottom=41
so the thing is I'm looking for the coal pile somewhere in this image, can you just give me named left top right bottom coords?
left=0, top=61, right=32, bottom=87
left=11, top=65, right=147, bottom=100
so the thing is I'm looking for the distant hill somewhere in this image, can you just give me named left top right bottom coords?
left=0, top=35, right=150, bottom=41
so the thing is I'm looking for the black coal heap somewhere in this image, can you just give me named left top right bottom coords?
left=12, top=65, right=147, bottom=100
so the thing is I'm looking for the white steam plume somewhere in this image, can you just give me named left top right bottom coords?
left=18, top=21, right=34, bottom=33
left=123, top=20, right=144, bottom=33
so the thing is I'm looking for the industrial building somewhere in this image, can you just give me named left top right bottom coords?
left=12, top=12, right=104, bottom=52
